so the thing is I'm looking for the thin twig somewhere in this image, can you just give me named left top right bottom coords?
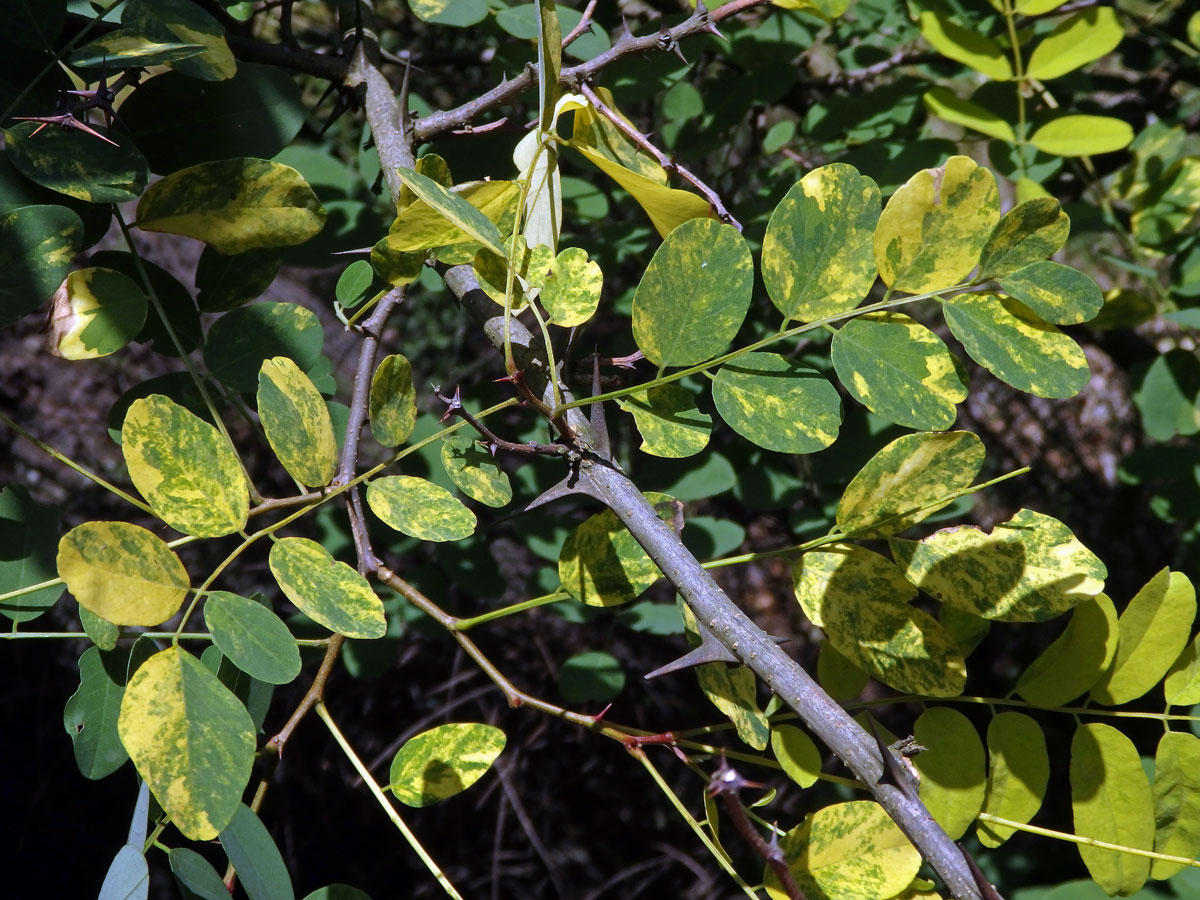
left=577, top=81, right=741, bottom=230
left=264, top=634, right=345, bottom=756
left=562, top=0, right=599, bottom=48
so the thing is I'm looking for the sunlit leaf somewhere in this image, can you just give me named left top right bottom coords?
left=58, top=521, right=189, bottom=626
left=269, top=538, right=387, bottom=639
left=998, top=262, right=1102, bottom=325
left=1030, top=116, right=1134, bottom=157
left=682, top=605, right=768, bottom=748
left=389, top=723, right=506, bottom=807
left=913, top=707, right=985, bottom=840
left=258, top=357, right=336, bottom=487
left=1165, top=632, right=1200, bottom=707
left=407, top=0, right=489, bottom=27
left=118, top=646, right=254, bottom=840
left=713, top=352, right=842, bottom=453
left=70, top=32, right=205, bottom=68
left=123, top=0, right=236, bottom=81
left=922, top=89, right=1014, bottom=142
left=394, top=168, right=506, bottom=256
left=619, top=384, right=711, bottom=458
left=917, top=12, right=1012, bottom=79
left=440, top=434, right=513, bottom=507
left=1026, top=8, right=1124, bottom=81
left=978, top=712, right=1049, bottom=847
left=540, top=246, right=602, bottom=326
left=368, top=354, right=417, bottom=447
left=978, top=198, right=1070, bottom=279
left=367, top=476, right=476, bottom=542
left=1132, top=158, right=1200, bottom=247
left=772, top=724, right=822, bottom=788
left=1016, top=593, right=1118, bottom=707
left=1151, top=731, right=1200, bottom=879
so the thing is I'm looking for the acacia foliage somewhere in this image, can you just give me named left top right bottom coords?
left=2, top=1, right=1200, bottom=899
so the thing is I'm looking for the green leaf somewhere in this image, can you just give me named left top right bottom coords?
left=681, top=605, right=768, bottom=748
left=837, top=431, right=984, bottom=537
left=368, top=354, right=417, bottom=447
left=942, top=293, right=1090, bottom=398
left=118, top=646, right=254, bottom=840
left=4, top=121, right=148, bottom=204
left=0, top=484, right=64, bottom=623
left=170, top=848, right=229, bottom=900
left=394, top=167, right=506, bottom=256
left=772, top=724, right=822, bottom=788
left=875, top=156, right=1000, bottom=293
left=1165, top=632, right=1200, bottom=706
left=917, top=12, right=1013, bottom=80
left=557, top=650, right=625, bottom=704
left=268, top=538, right=387, bottom=639
left=978, top=712, right=1049, bottom=847
left=370, top=236, right=424, bottom=288
left=387, top=180, right=518, bottom=257
left=98, top=844, right=149, bottom=900
left=1132, top=158, right=1200, bottom=247
left=123, top=0, right=236, bottom=81
left=765, top=801, right=921, bottom=900
left=892, top=508, right=1106, bottom=622
left=922, top=89, right=1015, bottom=142
left=1026, top=8, right=1124, bottom=81
left=389, top=723, right=506, bottom=807
left=793, top=544, right=966, bottom=697
left=63, top=646, right=130, bottom=779
left=978, top=198, right=1070, bottom=279
left=122, top=395, right=249, bottom=537
left=136, top=159, right=325, bottom=255
left=817, top=641, right=869, bottom=701
left=367, top=476, right=477, bottom=542
left=1151, top=731, right=1200, bottom=879
left=998, top=262, right=1103, bottom=325
left=46, top=267, right=147, bottom=360
left=69, top=32, right=205, bottom=69
left=204, top=592, right=301, bottom=685
left=761, top=163, right=881, bottom=322
left=407, top=0, right=489, bottom=27
left=632, top=218, right=753, bottom=368
left=558, top=495, right=678, bottom=607
left=195, top=246, right=282, bottom=312
left=58, top=521, right=189, bottom=626
left=540, top=246, right=602, bottom=326
left=712, top=352, right=842, bottom=453
left=1091, top=569, right=1196, bottom=706
left=1016, top=593, right=1119, bottom=707
left=1134, top=350, right=1200, bottom=441
left=219, top=804, right=295, bottom=900
left=1071, top=723, right=1155, bottom=894
left=0, top=205, right=83, bottom=327
left=257, top=357, right=336, bottom=487
left=1030, top=116, right=1134, bottom=157
left=619, top=384, right=711, bottom=458
left=334, top=260, right=374, bottom=308
left=120, top=65, right=305, bottom=174
left=81, top=606, right=120, bottom=652
left=204, top=302, right=324, bottom=393
left=440, top=434, right=512, bottom=507
left=831, top=313, right=967, bottom=430
left=912, top=707, right=985, bottom=842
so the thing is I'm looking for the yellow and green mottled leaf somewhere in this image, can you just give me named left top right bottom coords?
left=572, top=90, right=665, bottom=184
left=1151, top=731, right=1200, bottom=879
left=407, top=0, right=489, bottom=27
left=941, top=606, right=991, bottom=658
left=875, top=156, right=1000, bottom=293
left=1165, top=632, right=1200, bottom=707
left=922, top=89, right=1014, bottom=142
left=541, top=246, right=602, bottom=326
left=386, top=180, right=519, bottom=255
left=369, top=354, right=417, bottom=447
left=389, top=722, right=506, bottom=807
left=978, top=198, right=1070, bottom=279
left=998, top=262, right=1103, bottom=325
left=831, top=313, right=967, bottom=430
left=619, top=384, right=711, bottom=458
left=257, top=357, right=336, bottom=487
left=136, top=159, right=325, bottom=254
left=472, top=237, right=553, bottom=309
left=117, top=646, right=254, bottom=840
left=203, top=592, right=301, bottom=686
left=765, top=801, right=921, bottom=900
left=817, top=640, right=869, bottom=700
left=0, top=205, right=85, bottom=328
left=566, top=139, right=711, bottom=238
left=942, top=293, right=1091, bottom=398
left=5, top=121, right=146, bottom=204
left=917, top=12, right=1012, bottom=79
left=367, top=475, right=477, bottom=542
left=1071, top=722, right=1155, bottom=894
left=682, top=604, right=768, bottom=749
left=268, top=537, right=386, bottom=639
left=1091, top=569, right=1196, bottom=706
left=892, top=508, right=1106, bottom=622
left=124, top=0, right=236, bottom=81
left=558, top=494, right=678, bottom=607
left=913, top=707, right=985, bottom=840
left=761, top=163, right=881, bottom=322
left=1030, top=116, right=1134, bottom=157
left=440, top=434, right=512, bottom=508
left=1026, top=8, right=1124, bottom=81
left=394, top=168, right=507, bottom=256
left=772, top=724, right=822, bottom=788
left=837, top=431, right=984, bottom=537
left=58, top=521, right=189, bottom=627
left=632, top=218, right=752, bottom=368
left=793, top=544, right=966, bottom=697
left=121, top=395, right=249, bottom=538
left=978, top=712, right=1049, bottom=847
left=1132, top=158, right=1200, bottom=247
left=713, top=352, right=842, bottom=453
left=47, top=267, right=147, bottom=360
left=1016, top=593, right=1119, bottom=707
left=69, top=32, right=205, bottom=69
left=369, top=236, right=423, bottom=287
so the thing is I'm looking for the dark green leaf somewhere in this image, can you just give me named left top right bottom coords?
left=220, top=804, right=296, bottom=900
left=204, top=592, right=301, bottom=685
left=63, top=646, right=130, bottom=779
left=558, top=650, right=626, bottom=704
left=0, top=205, right=83, bottom=327
left=0, top=484, right=63, bottom=623
left=5, top=121, right=148, bottom=203
left=203, top=302, right=324, bottom=393
left=195, top=247, right=282, bottom=312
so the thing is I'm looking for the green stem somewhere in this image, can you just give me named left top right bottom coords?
left=315, top=702, right=466, bottom=900
left=0, top=630, right=329, bottom=645
left=453, top=590, right=570, bottom=631
left=1001, top=0, right=1028, bottom=176
left=853, top=694, right=1200, bottom=723
left=977, top=812, right=1200, bottom=868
